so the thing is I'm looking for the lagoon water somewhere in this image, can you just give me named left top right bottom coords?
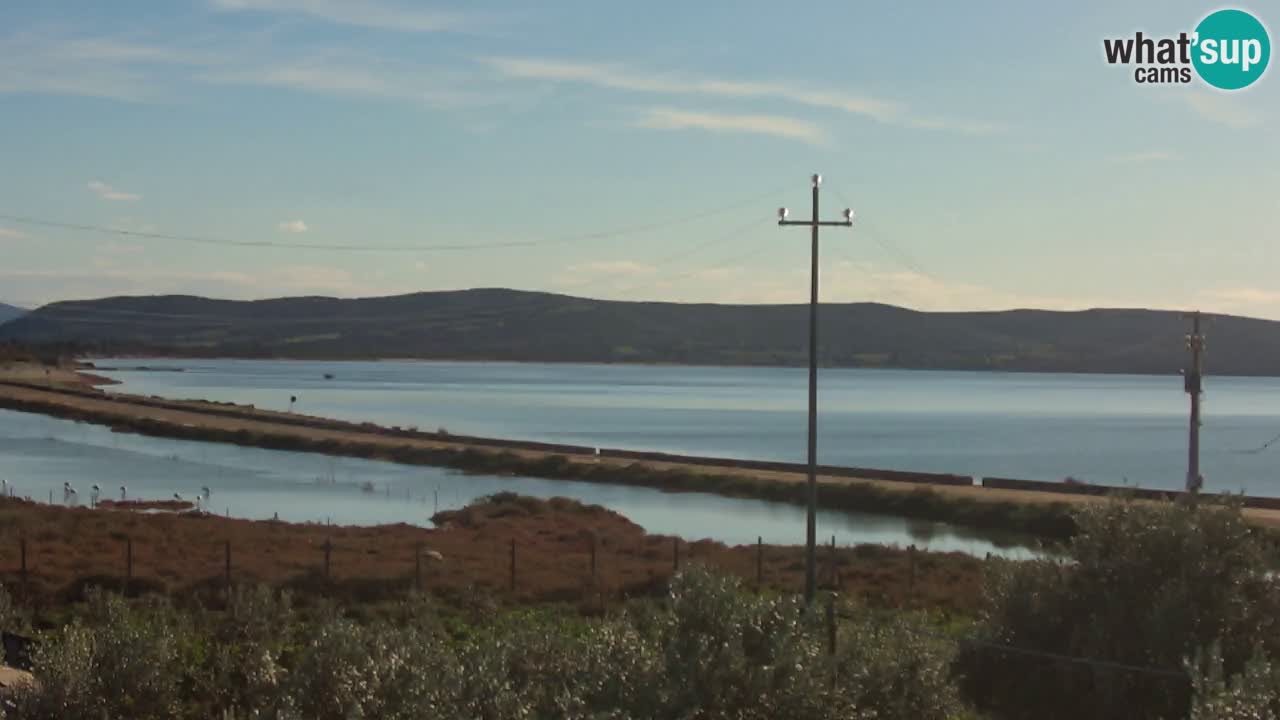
left=94, top=359, right=1280, bottom=495
left=0, top=409, right=1028, bottom=557
left=5, top=358, right=1277, bottom=557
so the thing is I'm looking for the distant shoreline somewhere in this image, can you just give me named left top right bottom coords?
left=81, top=354, right=1217, bottom=381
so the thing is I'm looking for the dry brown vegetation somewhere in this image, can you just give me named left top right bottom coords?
left=95, top=499, right=194, bottom=512
left=0, top=494, right=985, bottom=617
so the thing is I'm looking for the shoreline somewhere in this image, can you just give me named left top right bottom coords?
left=81, top=353, right=1245, bottom=380
left=3, top=361, right=1278, bottom=542
left=0, top=493, right=988, bottom=613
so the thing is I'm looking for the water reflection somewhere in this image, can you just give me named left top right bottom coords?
left=0, top=409, right=1035, bottom=558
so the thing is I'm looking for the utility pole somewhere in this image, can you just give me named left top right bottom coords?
left=1184, top=311, right=1205, bottom=494
left=778, top=174, right=854, bottom=606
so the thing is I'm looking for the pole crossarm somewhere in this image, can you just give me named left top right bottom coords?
left=779, top=220, right=854, bottom=228
left=775, top=173, right=855, bottom=607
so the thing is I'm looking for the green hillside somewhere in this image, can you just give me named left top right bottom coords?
left=0, top=289, right=1270, bottom=375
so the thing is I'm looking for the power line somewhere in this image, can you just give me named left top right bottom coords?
left=846, top=609, right=1187, bottom=680
left=12, top=225, right=775, bottom=328
left=960, top=636, right=1187, bottom=679
left=826, top=185, right=933, bottom=279
left=1234, top=430, right=1280, bottom=455
left=608, top=225, right=775, bottom=298
left=0, top=186, right=787, bottom=255
left=555, top=217, right=762, bottom=293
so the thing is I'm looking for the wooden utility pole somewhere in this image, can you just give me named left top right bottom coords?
left=1183, top=312, right=1205, bottom=493
left=777, top=174, right=854, bottom=606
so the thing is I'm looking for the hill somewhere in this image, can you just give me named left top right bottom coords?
left=0, top=288, right=1273, bottom=375
left=0, top=302, right=25, bottom=325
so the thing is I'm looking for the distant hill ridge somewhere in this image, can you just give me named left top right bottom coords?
left=1, top=288, right=1277, bottom=375
left=0, top=302, right=25, bottom=326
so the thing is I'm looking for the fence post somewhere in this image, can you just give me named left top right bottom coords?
left=826, top=593, right=837, bottom=655
left=19, top=536, right=27, bottom=596
left=509, top=538, right=516, bottom=592
left=224, top=540, right=232, bottom=591
left=414, top=542, right=422, bottom=593
left=590, top=533, right=597, bottom=586
left=747, top=532, right=757, bottom=589
left=908, top=545, right=917, bottom=599
left=322, top=538, right=332, bottom=583
left=829, top=535, right=837, bottom=589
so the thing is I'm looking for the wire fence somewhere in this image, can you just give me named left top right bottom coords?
left=0, top=520, right=1200, bottom=691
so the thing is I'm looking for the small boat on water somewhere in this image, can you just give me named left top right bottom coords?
left=323, top=373, right=335, bottom=379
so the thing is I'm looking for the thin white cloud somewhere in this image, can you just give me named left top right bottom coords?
left=564, top=260, right=655, bottom=277
left=1180, top=91, right=1263, bottom=128
left=1108, top=151, right=1176, bottom=164
left=99, top=242, right=145, bottom=255
left=0, top=227, right=28, bottom=241
left=278, top=219, right=308, bottom=233
left=553, top=260, right=658, bottom=290
left=1, top=29, right=514, bottom=109
left=55, top=38, right=215, bottom=65
left=210, top=0, right=471, bottom=33
left=87, top=180, right=141, bottom=202
left=484, top=56, right=1003, bottom=134
left=202, top=57, right=508, bottom=108
left=567, top=259, right=1194, bottom=315
left=635, top=108, right=826, bottom=144
left=1178, top=287, right=1280, bottom=321
left=0, top=33, right=216, bottom=101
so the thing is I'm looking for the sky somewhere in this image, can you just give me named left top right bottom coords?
left=0, top=0, right=1277, bottom=317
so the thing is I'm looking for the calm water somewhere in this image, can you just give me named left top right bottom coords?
left=0, top=409, right=1030, bottom=557
left=94, top=359, right=1280, bottom=496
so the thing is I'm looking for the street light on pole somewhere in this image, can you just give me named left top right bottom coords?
left=777, top=173, right=854, bottom=606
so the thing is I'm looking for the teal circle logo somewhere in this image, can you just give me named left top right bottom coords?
left=1192, top=9, right=1270, bottom=90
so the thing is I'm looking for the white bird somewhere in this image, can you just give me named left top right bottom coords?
left=200, top=486, right=211, bottom=500
left=173, top=493, right=183, bottom=501
left=119, top=485, right=128, bottom=501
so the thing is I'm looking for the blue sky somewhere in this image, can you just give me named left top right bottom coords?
left=0, top=0, right=1276, bottom=317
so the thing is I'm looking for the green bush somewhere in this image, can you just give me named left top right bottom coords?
left=1, top=569, right=968, bottom=719
left=1187, top=643, right=1280, bottom=720
left=956, top=497, right=1280, bottom=720
left=8, top=591, right=183, bottom=720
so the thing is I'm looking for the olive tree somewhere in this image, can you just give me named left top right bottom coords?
left=957, top=497, right=1280, bottom=720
